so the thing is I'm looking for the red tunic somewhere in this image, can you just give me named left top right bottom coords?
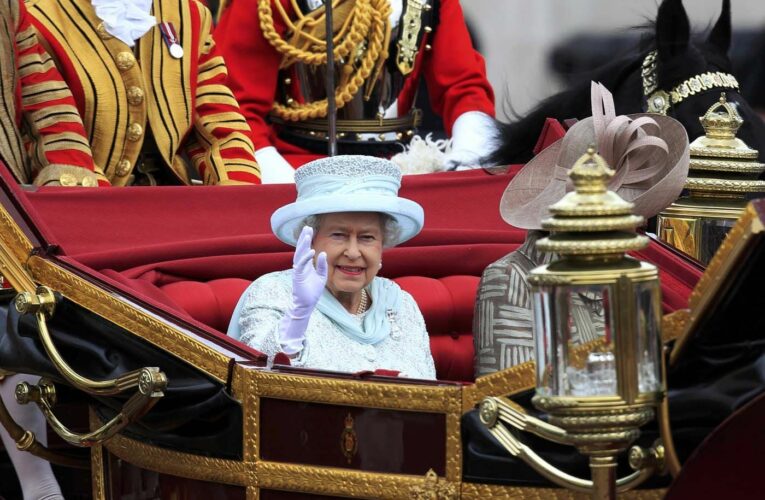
left=216, top=0, right=495, bottom=166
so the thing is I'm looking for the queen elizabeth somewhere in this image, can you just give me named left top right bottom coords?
left=228, top=156, right=436, bottom=379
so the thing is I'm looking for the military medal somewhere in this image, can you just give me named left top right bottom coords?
left=159, top=22, right=183, bottom=59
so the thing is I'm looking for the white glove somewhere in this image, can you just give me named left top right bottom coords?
left=443, top=111, right=500, bottom=170
left=256, top=146, right=296, bottom=184
left=278, top=226, right=328, bottom=354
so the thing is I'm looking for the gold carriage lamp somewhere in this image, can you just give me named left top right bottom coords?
left=658, top=93, right=765, bottom=264
left=479, top=147, right=666, bottom=500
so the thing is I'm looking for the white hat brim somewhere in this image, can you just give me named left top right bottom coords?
left=271, top=193, right=425, bottom=247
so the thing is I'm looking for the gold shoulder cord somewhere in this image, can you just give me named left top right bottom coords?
left=257, top=0, right=391, bottom=121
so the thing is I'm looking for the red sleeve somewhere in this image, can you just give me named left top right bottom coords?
left=216, top=0, right=289, bottom=151
left=421, top=0, right=495, bottom=135
left=17, top=0, right=107, bottom=186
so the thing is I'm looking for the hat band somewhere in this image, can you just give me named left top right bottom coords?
left=297, top=174, right=401, bottom=200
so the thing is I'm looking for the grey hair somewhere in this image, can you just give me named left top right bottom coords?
left=297, top=213, right=401, bottom=247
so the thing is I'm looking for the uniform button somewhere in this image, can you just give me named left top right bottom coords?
left=81, top=177, right=98, bottom=187
left=96, top=22, right=112, bottom=40
left=127, top=86, right=144, bottom=105
left=116, top=52, right=136, bottom=71
left=127, top=123, right=144, bottom=142
left=115, top=159, right=132, bottom=177
left=59, top=173, right=76, bottom=186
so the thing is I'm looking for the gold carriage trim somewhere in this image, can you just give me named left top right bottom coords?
left=641, top=50, right=739, bottom=115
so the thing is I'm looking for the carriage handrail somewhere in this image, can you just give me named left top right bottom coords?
left=14, top=286, right=163, bottom=396
left=11, top=285, right=168, bottom=447
left=15, top=373, right=166, bottom=447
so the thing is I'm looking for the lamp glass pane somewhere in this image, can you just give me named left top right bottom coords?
left=534, top=284, right=616, bottom=397
left=635, top=280, right=662, bottom=394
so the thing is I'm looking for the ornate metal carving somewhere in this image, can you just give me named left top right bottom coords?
left=340, top=412, right=358, bottom=463
left=409, top=469, right=459, bottom=499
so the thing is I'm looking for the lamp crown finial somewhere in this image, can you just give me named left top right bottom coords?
left=699, top=91, right=743, bottom=140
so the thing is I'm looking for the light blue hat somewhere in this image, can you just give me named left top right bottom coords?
left=270, top=156, right=425, bottom=247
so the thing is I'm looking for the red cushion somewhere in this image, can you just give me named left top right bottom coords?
left=160, top=275, right=480, bottom=382
left=162, top=278, right=250, bottom=333
left=394, top=276, right=479, bottom=382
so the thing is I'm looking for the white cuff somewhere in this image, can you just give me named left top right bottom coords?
left=444, top=111, right=499, bottom=169
left=255, top=146, right=296, bottom=184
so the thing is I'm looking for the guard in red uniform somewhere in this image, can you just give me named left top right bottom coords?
left=217, top=0, right=497, bottom=181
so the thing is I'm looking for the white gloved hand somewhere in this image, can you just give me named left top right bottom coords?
left=443, top=111, right=500, bottom=171
left=278, top=226, right=328, bottom=354
left=256, top=146, right=296, bottom=184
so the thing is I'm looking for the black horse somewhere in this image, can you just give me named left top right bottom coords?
left=489, top=0, right=765, bottom=167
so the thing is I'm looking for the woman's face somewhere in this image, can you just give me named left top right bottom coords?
left=312, top=212, right=384, bottom=297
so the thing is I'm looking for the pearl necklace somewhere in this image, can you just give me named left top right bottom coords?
left=356, top=288, right=369, bottom=315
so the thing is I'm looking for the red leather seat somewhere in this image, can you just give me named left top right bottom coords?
left=160, top=275, right=480, bottom=382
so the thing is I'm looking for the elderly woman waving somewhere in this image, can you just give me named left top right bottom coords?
left=229, top=156, right=436, bottom=379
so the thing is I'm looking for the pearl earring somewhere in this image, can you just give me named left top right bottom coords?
left=379, top=261, right=383, bottom=268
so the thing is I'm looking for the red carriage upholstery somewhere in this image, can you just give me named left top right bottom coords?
left=19, top=158, right=702, bottom=383
left=395, top=276, right=479, bottom=382
left=160, top=275, right=480, bottom=382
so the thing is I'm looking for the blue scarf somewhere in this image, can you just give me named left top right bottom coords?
left=315, top=277, right=402, bottom=345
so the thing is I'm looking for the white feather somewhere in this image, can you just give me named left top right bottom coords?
left=390, top=134, right=453, bottom=175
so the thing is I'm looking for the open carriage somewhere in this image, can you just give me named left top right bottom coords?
left=0, top=134, right=762, bottom=499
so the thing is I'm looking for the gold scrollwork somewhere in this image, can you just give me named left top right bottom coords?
left=256, top=461, right=459, bottom=499
left=537, top=236, right=650, bottom=256
left=231, top=365, right=259, bottom=461
left=461, top=483, right=667, bottom=499
left=409, top=469, right=459, bottom=499
left=690, top=158, right=764, bottom=174
left=251, top=369, right=460, bottom=412
left=463, top=362, right=536, bottom=412
left=685, top=177, right=765, bottom=193
left=661, top=310, right=690, bottom=343
left=0, top=205, right=33, bottom=263
left=0, top=206, right=36, bottom=293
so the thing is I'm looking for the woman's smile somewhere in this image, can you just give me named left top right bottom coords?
left=336, top=265, right=366, bottom=276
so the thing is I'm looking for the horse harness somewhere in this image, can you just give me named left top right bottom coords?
left=641, top=50, right=740, bottom=115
